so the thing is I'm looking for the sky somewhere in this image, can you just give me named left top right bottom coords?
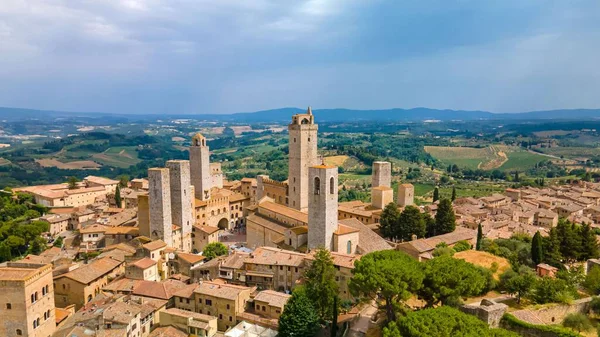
left=1, top=0, right=600, bottom=114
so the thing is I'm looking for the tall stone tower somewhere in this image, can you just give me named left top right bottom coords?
left=288, top=107, right=318, bottom=212
left=308, top=164, right=338, bottom=251
left=397, top=183, right=415, bottom=207
left=166, top=160, right=193, bottom=252
left=148, top=168, right=173, bottom=247
left=190, top=133, right=212, bottom=201
left=372, top=161, right=391, bottom=188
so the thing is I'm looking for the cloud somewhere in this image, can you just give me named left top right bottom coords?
left=0, top=0, right=599, bottom=113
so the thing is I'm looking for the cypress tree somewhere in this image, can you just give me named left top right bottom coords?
left=531, top=231, right=544, bottom=265
left=331, top=296, right=338, bottom=337
left=451, top=186, right=457, bottom=202
left=115, top=185, right=122, bottom=208
left=434, top=199, right=456, bottom=235
left=433, top=187, right=440, bottom=202
left=476, top=223, right=483, bottom=251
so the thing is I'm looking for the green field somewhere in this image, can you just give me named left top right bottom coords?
left=413, top=182, right=506, bottom=202
left=538, top=146, right=599, bottom=159
left=91, top=146, right=141, bottom=168
left=425, top=145, right=547, bottom=171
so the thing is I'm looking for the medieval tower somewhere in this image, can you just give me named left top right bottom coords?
left=288, top=107, right=318, bottom=212
left=308, top=164, right=338, bottom=251
left=190, top=133, right=212, bottom=201
left=397, top=183, right=415, bottom=206
left=372, top=161, right=391, bottom=188
left=148, top=168, right=173, bottom=246
left=166, top=160, right=193, bottom=252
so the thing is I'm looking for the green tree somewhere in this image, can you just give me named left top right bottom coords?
left=531, top=231, right=543, bottom=265
left=432, top=187, right=439, bottom=202
left=53, top=236, right=64, bottom=248
left=499, top=267, right=536, bottom=304
left=28, top=236, right=47, bottom=255
left=418, top=255, right=488, bottom=307
left=476, top=223, right=483, bottom=251
left=531, top=277, right=573, bottom=304
left=397, top=206, right=425, bottom=241
left=304, top=249, right=338, bottom=322
left=580, top=223, right=599, bottom=260
left=350, top=250, right=424, bottom=322
left=584, top=266, right=600, bottom=294
left=115, top=184, right=122, bottom=208
left=542, top=227, right=562, bottom=265
left=118, top=175, right=129, bottom=187
left=379, top=202, right=401, bottom=240
left=433, top=198, right=456, bottom=236
left=330, top=296, right=338, bottom=337
left=0, top=243, right=12, bottom=262
left=386, top=306, right=520, bottom=337
left=562, top=313, right=593, bottom=333
left=202, top=242, right=228, bottom=260
left=451, top=186, right=457, bottom=201
left=453, top=240, right=472, bottom=252
left=422, top=212, right=436, bottom=238
left=279, top=287, right=320, bottom=337
left=589, top=296, right=600, bottom=314
left=67, top=176, right=79, bottom=190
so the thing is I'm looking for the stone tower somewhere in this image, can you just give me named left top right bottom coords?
left=288, top=107, right=318, bottom=212
left=166, top=160, right=193, bottom=252
left=308, top=164, right=338, bottom=251
left=148, top=168, right=173, bottom=247
left=190, top=133, right=212, bottom=201
left=372, top=161, right=391, bottom=188
left=397, top=183, right=415, bottom=207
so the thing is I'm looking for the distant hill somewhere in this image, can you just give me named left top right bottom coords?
left=2, top=106, right=600, bottom=122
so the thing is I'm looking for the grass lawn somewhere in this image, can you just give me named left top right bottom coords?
left=500, top=151, right=547, bottom=171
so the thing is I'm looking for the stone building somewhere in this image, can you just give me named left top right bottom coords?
left=287, top=108, right=319, bottom=212
left=53, top=256, right=124, bottom=310
left=308, top=164, right=339, bottom=251
left=149, top=168, right=173, bottom=247
left=0, top=262, right=55, bottom=337
left=166, top=160, right=194, bottom=252
left=253, top=290, right=290, bottom=320
left=397, top=183, right=415, bottom=206
left=372, top=161, right=391, bottom=188
left=190, top=133, right=213, bottom=201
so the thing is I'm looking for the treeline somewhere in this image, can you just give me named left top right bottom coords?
left=379, top=199, right=456, bottom=241
left=0, top=193, right=50, bottom=262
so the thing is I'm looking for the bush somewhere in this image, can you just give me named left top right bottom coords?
left=501, top=314, right=582, bottom=337
left=562, top=313, right=593, bottom=333
left=453, top=240, right=472, bottom=252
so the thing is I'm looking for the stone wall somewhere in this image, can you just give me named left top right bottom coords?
left=460, top=299, right=507, bottom=328
left=511, top=297, right=591, bottom=325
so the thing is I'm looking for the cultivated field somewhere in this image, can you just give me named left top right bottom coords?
left=454, top=250, right=510, bottom=280
left=91, top=147, right=141, bottom=168
left=0, top=158, right=11, bottom=166
left=36, top=158, right=101, bottom=170
left=425, top=145, right=546, bottom=171
left=325, top=155, right=365, bottom=172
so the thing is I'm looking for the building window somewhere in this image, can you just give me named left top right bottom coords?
left=330, top=177, right=335, bottom=194
left=6, top=303, right=11, bottom=309
left=219, top=314, right=223, bottom=319
left=206, top=299, right=212, bottom=306
left=230, top=316, right=233, bottom=322
left=347, top=240, right=352, bottom=254
left=227, top=304, right=230, bottom=309
left=16, top=329, right=22, bottom=335
left=262, top=306, right=266, bottom=311
left=314, top=177, right=320, bottom=195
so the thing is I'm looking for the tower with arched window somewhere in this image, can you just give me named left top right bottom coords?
left=190, top=133, right=212, bottom=201
left=166, top=160, right=193, bottom=252
left=288, top=107, right=319, bottom=212
left=308, top=164, right=338, bottom=250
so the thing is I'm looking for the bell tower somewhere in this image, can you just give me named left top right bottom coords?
left=190, top=133, right=212, bottom=201
left=288, top=107, right=318, bottom=212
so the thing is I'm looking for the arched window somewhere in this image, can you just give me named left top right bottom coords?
left=16, top=329, right=22, bottom=335
left=31, top=294, right=35, bottom=303
left=330, top=177, right=335, bottom=194
left=301, top=118, right=309, bottom=124
left=87, top=295, right=93, bottom=302
left=314, top=177, right=320, bottom=195
left=347, top=241, right=352, bottom=254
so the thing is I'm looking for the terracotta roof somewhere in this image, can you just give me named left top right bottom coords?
left=289, top=226, right=308, bottom=235
left=85, top=175, right=119, bottom=186
left=149, top=326, right=188, bottom=337
left=131, top=257, right=157, bottom=269
left=163, top=308, right=215, bottom=322
left=55, top=307, right=71, bottom=325
left=246, top=214, right=287, bottom=235
left=143, top=240, right=167, bottom=251
left=334, top=224, right=360, bottom=235
left=103, top=301, right=142, bottom=324
left=132, top=279, right=188, bottom=300
left=171, top=283, right=199, bottom=299
left=102, top=278, right=141, bottom=293
left=193, top=281, right=252, bottom=300
left=79, top=224, right=108, bottom=234
left=338, top=218, right=392, bottom=253
left=258, top=201, right=308, bottom=223
left=221, top=252, right=250, bottom=269
left=105, top=226, right=139, bottom=235
left=245, top=246, right=306, bottom=267
left=254, top=290, right=291, bottom=309
left=0, top=265, right=49, bottom=281
left=397, top=228, right=477, bottom=254
left=57, top=257, right=122, bottom=284
left=194, top=224, right=220, bottom=235
left=177, top=252, right=205, bottom=264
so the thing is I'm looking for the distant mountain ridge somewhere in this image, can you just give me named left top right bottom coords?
left=1, top=106, right=600, bottom=122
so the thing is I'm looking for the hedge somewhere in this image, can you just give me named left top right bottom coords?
left=501, top=313, right=582, bottom=337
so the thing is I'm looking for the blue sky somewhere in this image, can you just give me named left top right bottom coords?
left=0, top=0, right=599, bottom=114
